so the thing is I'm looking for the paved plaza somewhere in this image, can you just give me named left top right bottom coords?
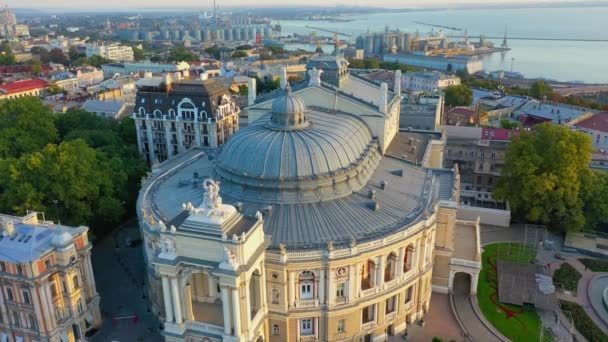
left=89, top=222, right=163, bottom=342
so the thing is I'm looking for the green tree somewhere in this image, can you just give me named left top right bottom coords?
left=169, top=46, right=199, bottom=62
left=500, top=119, right=522, bottom=130
left=68, top=46, right=82, bottom=61
left=87, top=55, right=111, bottom=68
left=530, top=80, right=553, bottom=100
left=204, top=46, right=220, bottom=60
left=231, top=50, right=248, bottom=59
left=29, top=58, right=43, bottom=75
left=494, top=123, right=606, bottom=232
left=48, top=82, right=63, bottom=95
left=46, top=48, right=69, bottom=65
left=133, top=47, right=145, bottom=61
left=444, top=84, right=473, bottom=107
left=0, top=97, right=58, bottom=158
left=0, top=40, right=15, bottom=65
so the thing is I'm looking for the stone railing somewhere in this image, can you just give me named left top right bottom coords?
left=361, top=321, right=376, bottom=332
left=385, top=311, right=397, bottom=322
left=360, top=287, right=378, bottom=298
left=450, top=258, right=481, bottom=269
left=383, top=278, right=399, bottom=290
left=186, top=320, right=225, bottom=335
left=334, top=297, right=348, bottom=305
left=295, top=299, right=319, bottom=308
left=300, top=335, right=317, bottom=342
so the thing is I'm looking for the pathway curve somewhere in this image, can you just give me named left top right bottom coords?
left=451, top=275, right=501, bottom=342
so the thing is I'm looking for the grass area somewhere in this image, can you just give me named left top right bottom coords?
left=579, top=258, right=608, bottom=272
left=552, top=263, right=582, bottom=292
left=477, top=243, right=551, bottom=342
left=560, top=300, right=608, bottom=342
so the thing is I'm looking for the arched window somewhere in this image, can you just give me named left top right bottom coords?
left=404, top=245, right=415, bottom=273
left=272, top=289, right=280, bottom=304
left=138, top=107, right=145, bottom=116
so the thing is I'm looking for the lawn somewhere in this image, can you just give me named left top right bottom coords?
left=560, top=300, right=608, bottom=342
left=552, top=263, right=582, bottom=292
left=579, top=258, right=608, bottom=272
left=477, top=243, right=551, bottom=342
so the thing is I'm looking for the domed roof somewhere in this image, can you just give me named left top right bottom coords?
left=269, top=88, right=309, bottom=129
left=214, top=107, right=381, bottom=204
left=51, top=231, right=73, bottom=249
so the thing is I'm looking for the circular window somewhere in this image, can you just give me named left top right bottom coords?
left=336, top=267, right=347, bottom=277
left=271, top=272, right=279, bottom=280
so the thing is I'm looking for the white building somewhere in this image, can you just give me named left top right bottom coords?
left=572, top=112, right=608, bottom=151
left=85, top=43, right=134, bottom=62
left=402, top=71, right=460, bottom=93
left=513, top=100, right=595, bottom=126
left=101, top=61, right=190, bottom=78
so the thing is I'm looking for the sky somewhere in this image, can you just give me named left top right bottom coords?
left=7, top=0, right=605, bottom=10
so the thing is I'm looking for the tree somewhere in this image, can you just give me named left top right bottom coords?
left=444, top=84, right=473, bottom=107
left=0, top=97, right=58, bottom=158
left=28, top=58, right=43, bottom=75
left=500, top=119, right=522, bottom=130
left=46, top=48, right=69, bottom=65
left=169, top=46, right=199, bottom=62
left=87, top=55, right=111, bottom=68
left=48, top=82, right=63, bottom=95
left=530, top=80, right=553, bottom=100
left=0, top=40, right=15, bottom=65
left=204, top=46, right=220, bottom=60
left=133, top=47, right=145, bottom=61
left=68, top=46, right=82, bottom=61
left=231, top=50, right=248, bottom=59
left=494, top=123, right=607, bottom=232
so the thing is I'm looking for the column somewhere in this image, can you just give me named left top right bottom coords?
left=145, top=117, right=155, bottom=163
left=171, top=277, right=183, bottom=324
left=377, top=255, right=385, bottom=288
left=86, top=257, right=97, bottom=294
left=259, top=264, right=268, bottom=311
left=397, top=247, right=405, bottom=278
left=33, top=287, right=47, bottom=333
left=288, top=271, right=296, bottom=307
left=176, top=118, right=184, bottom=153
left=327, top=269, right=335, bottom=306
left=207, top=275, right=217, bottom=299
left=415, top=239, right=421, bottom=271
left=373, top=303, right=378, bottom=322
left=164, top=120, right=173, bottom=159
left=244, top=279, right=252, bottom=323
left=221, top=287, right=231, bottom=335
left=448, top=270, right=455, bottom=294
left=314, top=317, right=319, bottom=338
left=354, top=263, right=361, bottom=297
left=318, top=269, right=325, bottom=305
left=231, top=287, right=241, bottom=336
left=194, top=119, right=202, bottom=147
left=348, top=265, right=356, bottom=301
left=134, top=116, right=143, bottom=154
left=184, top=283, right=194, bottom=321
left=162, top=277, right=174, bottom=323
left=43, top=283, right=56, bottom=329
left=471, top=273, right=479, bottom=295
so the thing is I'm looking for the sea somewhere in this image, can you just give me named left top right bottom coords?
left=278, top=6, right=608, bottom=84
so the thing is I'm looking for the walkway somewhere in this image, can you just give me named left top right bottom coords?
left=451, top=275, right=501, bottom=342
left=550, top=257, right=608, bottom=334
left=389, top=293, right=464, bottom=342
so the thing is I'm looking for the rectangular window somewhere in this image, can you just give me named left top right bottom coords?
left=272, top=324, right=279, bottom=335
left=0, top=262, right=5, bottom=272
left=45, top=259, right=52, bottom=269
left=16, top=265, right=23, bottom=275
left=50, top=282, right=58, bottom=298
left=404, top=286, right=413, bottom=304
left=6, top=287, right=14, bottom=301
left=78, top=298, right=84, bottom=313
left=73, top=275, right=80, bottom=290
left=29, top=314, right=36, bottom=330
left=301, top=318, right=313, bottom=335
left=23, top=291, right=30, bottom=304
left=300, top=283, right=313, bottom=300
left=337, top=319, right=345, bottom=333
left=12, top=311, right=20, bottom=327
left=336, top=283, right=345, bottom=298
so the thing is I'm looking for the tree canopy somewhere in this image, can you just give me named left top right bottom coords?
left=495, top=123, right=608, bottom=232
left=231, top=50, right=248, bottom=59
left=530, top=80, right=553, bottom=100
left=444, top=84, right=473, bottom=107
left=169, top=46, right=200, bottom=62
left=0, top=98, right=148, bottom=237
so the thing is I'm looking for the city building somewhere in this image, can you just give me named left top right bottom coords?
left=0, top=4, right=29, bottom=37
left=101, top=62, right=191, bottom=78
left=0, top=212, right=101, bottom=342
left=0, top=79, right=48, bottom=100
left=132, top=74, right=241, bottom=164
left=383, top=54, right=483, bottom=74
left=81, top=99, right=129, bottom=119
left=85, top=43, right=134, bottom=62
left=136, top=57, right=489, bottom=342
left=400, top=93, right=443, bottom=131
left=445, top=107, right=476, bottom=126
left=442, top=125, right=516, bottom=225
left=401, top=71, right=460, bottom=93
left=513, top=100, right=594, bottom=127
left=572, top=112, right=608, bottom=151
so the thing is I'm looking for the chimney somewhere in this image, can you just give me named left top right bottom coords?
left=280, top=66, right=288, bottom=90
left=247, top=77, right=257, bottom=106
left=379, top=82, right=388, bottom=114
left=394, top=70, right=402, bottom=95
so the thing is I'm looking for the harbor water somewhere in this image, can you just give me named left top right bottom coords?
left=279, top=6, right=608, bottom=84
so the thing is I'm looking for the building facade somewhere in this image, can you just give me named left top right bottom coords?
left=0, top=212, right=101, bottom=342
left=137, top=57, right=484, bottom=342
left=400, top=93, right=443, bottom=131
left=85, top=43, right=134, bottom=62
left=101, top=62, right=190, bottom=78
left=401, top=71, right=460, bottom=93
left=0, top=79, right=48, bottom=100
left=572, top=112, right=608, bottom=151
left=0, top=5, right=29, bottom=37
left=133, top=75, right=240, bottom=164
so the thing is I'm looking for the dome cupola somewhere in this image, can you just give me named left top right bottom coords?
left=269, top=85, right=309, bottom=130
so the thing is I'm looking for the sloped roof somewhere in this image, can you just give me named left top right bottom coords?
left=0, top=79, right=48, bottom=95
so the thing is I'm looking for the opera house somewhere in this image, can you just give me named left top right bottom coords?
left=137, top=55, right=482, bottom=342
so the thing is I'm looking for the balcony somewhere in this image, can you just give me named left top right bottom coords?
left=360, top=287, right=378, bottom=298
left=385, top=311, right=397, bottom=322
left=300, top=335, right=317, bottom=342
left=295, top=299, right=318, bottom=308
left=334, top=297, right=348, bottom=305
left=361, top=320, right=376, bottom=332
left=185, top=321, right=225, bottom=335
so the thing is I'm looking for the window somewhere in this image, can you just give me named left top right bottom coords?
left=272, top=324, right=279, bottom=335
left=0, top=262, right=5, bottom=272
left=337, top=319, right=345, bottom=333
left=23, top=290, right=31, bottom=304
left=404, top=285, right=413, bottom=304
left=271, top=289, right=280, bottom=304
left=77, top=298, right=84, bottom=313
left=336, top=283, right=345, bottom=299
left=16, top=265, right=23, bottom=275
left=73, top=275, right=80, bottom=290
left=6, top=287, right=14, bottom=301
left=300, top=283, right=313, bottom=300
left=301, top=318, right=313, bottom=335
left=44, top=259, right=52, bottom=269
left=50, top=282, right=58, bottom=298
left=28, top=314, right=36, bottom=330
left=12, top=311, right=20, bottom=327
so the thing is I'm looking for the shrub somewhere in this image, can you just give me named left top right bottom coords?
left=579, top=258, right=608, bottom=272
left=552, top=263, right=582, bottom=292
left=560, top=300, right=608, bottom=342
